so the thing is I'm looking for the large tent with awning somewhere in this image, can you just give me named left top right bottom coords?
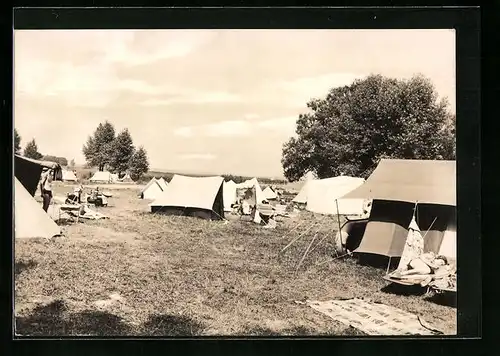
left=14, top=154, right=62, bottom=239
left=150, top=174, right=225, bottom=220
left=343, top=159, right=456, bottom=259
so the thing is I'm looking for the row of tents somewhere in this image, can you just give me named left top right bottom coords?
left=142, top=159, right=456, bottom=262
left=53, top=169, right=136, bottom=183
left=143, top=175, right=281, bottom=219
left=89, top=171, right=134, bottom=183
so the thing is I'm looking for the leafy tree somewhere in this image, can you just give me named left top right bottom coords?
left=128, top=146, right=150, bottom=181
left=69, top=159, right=75, bottom=168
left=14, top=128, right=21, bottom=154
left=108, top=128, right=135, bottom=175
left=23, top=138, right=43, bottom=160
left=82, top=121, right=116, bottom=171
left=43, top=155, right=68, bottom=166
left=282, top=74, right=456, bottom=181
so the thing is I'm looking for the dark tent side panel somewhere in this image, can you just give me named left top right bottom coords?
left=15, top=155, right=44, bottom=196
left=211, top=183, right=225, bottom=220
left=354, top=200, right=414, bottom=257
left=417, top=204, right=456, bottom=254
left=151, top=206, right=216, bottom=220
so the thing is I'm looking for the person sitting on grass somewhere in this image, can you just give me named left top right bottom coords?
left=397, top=252, right=448, bottom=276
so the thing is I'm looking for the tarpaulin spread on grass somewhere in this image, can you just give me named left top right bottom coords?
left=301, top=298, right=442, bottom=335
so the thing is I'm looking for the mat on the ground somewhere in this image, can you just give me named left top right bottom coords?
left=297, top=298, right=442, bottom=335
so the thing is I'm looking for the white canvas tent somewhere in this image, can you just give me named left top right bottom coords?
left=89, top=171, right=113, bottom=183
left=236, top=178, right=267, bottom=204
left=223, top=180, right=237, bottom=212
left=110, top=173, right=119, bottom=182
left=293, top=176, right=366, bottom=216
left=140, top=177, right=165, bottom=200
left=120, top=173, right=134, bottom=183
left=263, top=186, right=278, bottom=200
left=62, top=170, right=78, bottom=182
left=15, top=177, right=61, bottom=239
left=157, top=177, right=169, bottom=191
left=150, top=175, right=225, bottom=220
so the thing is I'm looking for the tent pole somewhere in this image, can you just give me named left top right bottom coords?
left=386, top=256, right=391, bottom=274
left=335, top=199, right=343, bottom=255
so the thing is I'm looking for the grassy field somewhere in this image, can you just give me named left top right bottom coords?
left=15, top=183, right=456, bottom=336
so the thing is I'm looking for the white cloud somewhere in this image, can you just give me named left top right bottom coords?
left=179, top=153, right=216, bottom=161
left=271, top=72, right=365, bottom=106
left=258, top=116, right=297, bottom=132
left=140, top=91, right=241, bottom=106
left=101, top=30, right=215, bottom=66
left=244, top=113, right=260, bottom=120
left=205, top=120, right=251, bottom=137
left=173, top=126, right=194, bottom=137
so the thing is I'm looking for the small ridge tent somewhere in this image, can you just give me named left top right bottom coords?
left=14, top=178, right=61, bottom=239
left=157, top=177, right=169, bottom=191
left=263, top=186, right=278, bottom=200
left=62, top=170, right=78, bottom=182
left=236, top=178, right=267, bottom=205
left=140, top=177, right=164, bottom=200
left=120, top=173, right=134, bottom=183
left=89, top=171, right=113, bottom=183
left=110, top=173, right=119, bottom=182
left=223, top=180, right=237, bottom=212
left=150, top=174, right=225, bottom=220
left=342, top=159, right=456, bottom=260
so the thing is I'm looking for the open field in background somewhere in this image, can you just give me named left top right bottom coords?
left=15, top=184, right=456, bottom=336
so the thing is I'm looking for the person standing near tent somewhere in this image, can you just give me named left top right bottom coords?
left=40, top=168, right=54, bottom=212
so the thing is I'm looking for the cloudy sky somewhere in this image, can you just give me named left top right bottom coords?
left=14, top=29, right=455, bottom=178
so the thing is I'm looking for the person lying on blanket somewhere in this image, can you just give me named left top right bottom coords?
left=398, top=252, right=448, bottom=276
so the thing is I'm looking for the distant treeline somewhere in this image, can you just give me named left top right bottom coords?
left=42, top=155, right=69, bottom=167
left=142, top=171, right=288, bottom=185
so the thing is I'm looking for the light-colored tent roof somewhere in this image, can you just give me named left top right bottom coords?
left=300, top=171, right=317, bottom=181
left=236, top=178, right=267, bottom=204
left=157, top=177, right=169, bottom=191
left=293, top=176, right=365, bottom=215
left=292, top=180, right=312, bottom=204
left=89, top=171, right=113, bottom=182
left=62, top=170, right=78, bottom=181
left=263, top=186, right=278, bottom=200
left=14, top=177, right=61, bottom=239
left=343, top=159, right=456, bottom=206
left=110, top=173, right=119, bottom=182
left=306, top=176, right=366, bottom=215
left=120, top=173, right=134, bottom=182
left=150, top=174, right=224, bottom=211
left=141, top=177, right=164, bottom=200
left=223, top=180, right=237, bottom=212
